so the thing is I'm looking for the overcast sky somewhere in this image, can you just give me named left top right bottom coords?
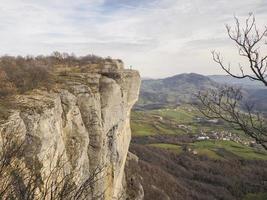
left=0, top=0, right=266, bottom=78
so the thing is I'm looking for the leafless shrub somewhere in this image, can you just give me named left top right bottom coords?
left=0, top=53, right=116, bottom=97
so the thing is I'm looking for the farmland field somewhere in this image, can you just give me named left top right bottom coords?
left=131, top=105, right=267, bottom=160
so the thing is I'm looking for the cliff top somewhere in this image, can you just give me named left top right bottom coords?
left=0, top=53, right=139, bottom=121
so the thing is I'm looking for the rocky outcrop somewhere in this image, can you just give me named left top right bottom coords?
left=0, top=63, right=141, bottom=199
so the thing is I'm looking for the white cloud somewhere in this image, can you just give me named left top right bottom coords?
left=0, top=0, right=266, bottom=77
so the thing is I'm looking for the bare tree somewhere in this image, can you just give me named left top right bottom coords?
left=197, top=86, right=267, bottom=150
left=212, top=13, right=267, bottom=86
left=197, top=14, right=267, bottom=150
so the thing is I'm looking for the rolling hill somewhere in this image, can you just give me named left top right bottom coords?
left=135, top=73, right=218, bottom=110
left=209, top=75, right=267, bottom=113
left=135, top=73, right=267, bottom=113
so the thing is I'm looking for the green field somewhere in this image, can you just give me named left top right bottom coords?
left=243, top=193, right=267, bottom=200
left=131, top=109, right=187, bottom=136
left=131, top=105, right=267, bottom=160
left=131, top=105, right=245, bottom=137
left=191, top=140, right=267, bottom=160
left=148, top=143, right=182, bottom=154
left=146, top=140, right=267, bottom=160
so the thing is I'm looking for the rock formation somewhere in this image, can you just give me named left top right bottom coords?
left=0, top=62, right=141, bottom=200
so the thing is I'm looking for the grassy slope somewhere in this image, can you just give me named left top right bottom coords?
left=192, top=140, right=267, bottom=160
left=148, top=143, right=182, bottom=154
left=243, top=193, right=267, bottom=200
left=145, top=141, right=267, bottom=160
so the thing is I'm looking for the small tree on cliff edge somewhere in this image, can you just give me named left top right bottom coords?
left=197, top=13, right=267, bottom=150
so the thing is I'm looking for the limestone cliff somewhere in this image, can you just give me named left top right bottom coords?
left=0, top=62, right=141, bottom=199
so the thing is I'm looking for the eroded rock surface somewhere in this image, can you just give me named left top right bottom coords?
left=0, top=64, right=141, bottom=200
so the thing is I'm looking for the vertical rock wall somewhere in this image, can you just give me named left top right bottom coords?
left=0, top=66, right=141, bottom=199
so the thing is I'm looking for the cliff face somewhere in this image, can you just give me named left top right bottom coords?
left=0, top=64, right=141, bottom=199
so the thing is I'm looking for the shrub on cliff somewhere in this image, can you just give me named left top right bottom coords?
left=0, top=53, right=119, bottom=97
left=0, top=68, right=17, bottom=97
left=0, top=56, right=52, bottom=95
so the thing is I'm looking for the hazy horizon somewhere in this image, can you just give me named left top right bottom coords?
left=0, top=0, right=267, bottom=78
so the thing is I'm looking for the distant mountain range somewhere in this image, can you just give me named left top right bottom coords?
left=209, top=75, right=266, bottom=89
left=135, top=73, right=267, bottom=112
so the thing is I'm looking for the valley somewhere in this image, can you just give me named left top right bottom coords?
left=131, top=105, right=267, bottom=160
left=128, top=73, right=267, bottom=200
left=129, top=106, right=267, bottom=200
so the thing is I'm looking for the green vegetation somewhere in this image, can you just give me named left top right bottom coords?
left=151, top=107, right=196, bottom=123
left=131, top=122, right=157, bottom=136
left=191, top=140, right=267, bottom=160
left=131, top=105, right=245, bottom=137
left=146, top=140, right=267, bottom=160
left=148, top=143, right=182, bottom=154
left=131, top=109, right=187, bottom=136
left=131, top=105, right=267, bottom=160
left=243, top=193, right=267, bottom=200
left=196, top=149, right=221, bottom=159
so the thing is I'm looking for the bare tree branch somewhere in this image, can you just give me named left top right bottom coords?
left=213, top=13, right=267, bottom=86
left=197, top=14, right=267, bottom=150
left=196, top=86, right=267, bottom=150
